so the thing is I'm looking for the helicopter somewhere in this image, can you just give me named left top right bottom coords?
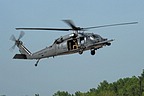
left=10, top=20, right=138, bottom=66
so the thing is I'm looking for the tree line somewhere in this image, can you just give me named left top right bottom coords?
left=1, top=70, right=144, bottom=96
left=53, top=70, right=144, bottom=96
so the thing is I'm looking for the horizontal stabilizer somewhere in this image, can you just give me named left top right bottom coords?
left=13, top=54, right=27, bottom=59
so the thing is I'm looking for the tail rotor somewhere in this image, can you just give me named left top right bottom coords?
left=10, top=31, right=25, bottom=51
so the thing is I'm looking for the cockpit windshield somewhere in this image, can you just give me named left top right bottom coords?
left=90, top=34, right=101, bottom=40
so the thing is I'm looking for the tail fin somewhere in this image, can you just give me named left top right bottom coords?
left=13, top=40, right=32, bottom=59
left=18, top=42, right=32, bottom=55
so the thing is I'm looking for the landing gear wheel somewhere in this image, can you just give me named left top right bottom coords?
left=91, top=50, right=95, bottom=55
left=35, top=59, right=40, bottom=67
left=35, top=64, right=38, bottom=67
left=79, top=49, right=83, bottom=55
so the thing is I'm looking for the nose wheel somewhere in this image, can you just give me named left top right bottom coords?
left=91, top=50, right=95, bottom=55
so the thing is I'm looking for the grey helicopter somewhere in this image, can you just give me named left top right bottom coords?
left=10, top=20, right=138, bottom=66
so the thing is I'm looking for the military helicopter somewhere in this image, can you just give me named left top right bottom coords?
left=10, top=20, right=138, bottom=66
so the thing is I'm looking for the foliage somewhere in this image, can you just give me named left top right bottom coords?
left=53, top=70, right=144, bottom=96
left=53, top=91, right=72, bottom=96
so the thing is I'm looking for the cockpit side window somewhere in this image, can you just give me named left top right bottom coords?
left=92, top=34, right=96, bottom=38
left=93, top=34, right=100, bottom=38
left=90, top=34, right=97, bottom=40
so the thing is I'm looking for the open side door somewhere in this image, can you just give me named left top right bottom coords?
left=67, top=39, right=78, bottom=51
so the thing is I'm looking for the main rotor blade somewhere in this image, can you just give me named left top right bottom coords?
left=16, top=21, right=138, bottom=31
left=62, top=20, right=78, bottom=30
left=83, top=22, right=138, bottom=30
left=16, top=28, right=72, bottom=31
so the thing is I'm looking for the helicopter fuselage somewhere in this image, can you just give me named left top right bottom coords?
left=16, top=32, right=113, bottom=60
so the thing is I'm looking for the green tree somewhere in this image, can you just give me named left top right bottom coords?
left=74, top=91, right=85, bottom=96
left=53, top=91, right=72, bottom=96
